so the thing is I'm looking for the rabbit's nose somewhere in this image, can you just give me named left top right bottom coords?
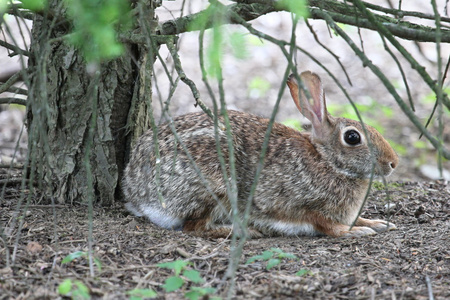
left=389, top=161, right=397, bottom=170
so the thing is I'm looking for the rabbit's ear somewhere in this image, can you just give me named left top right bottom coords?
left=287, top=71, right=332, bottom=140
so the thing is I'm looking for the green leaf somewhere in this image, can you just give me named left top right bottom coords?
left=248, top=77, right=271, bottom=97
left=158, top=260, right=190, bottom=276
left=62, top=0, right=131, bottom=62
left=126, top=288, right=158, bottom=299
left=282, top=119, right=302, bottom=131
left=272, top=248, right=297, bottom=260
left=162, top=276, right=184, bottom=292
left=247, top=35, right=265, bottom=47
left=229, top=31, right=249, bottom=59
left=296, top=269, right=312, bottom=276
left=0, top=0, right=8, bottom=13
left=390, top=141, right=407, bottom=156
left=261, top=250, right=274, bottom=260
left=266, top=258, right=281, bottom=270
left=246, top=250, right=275, bottom=264
left=185, top=290, right=201, bottom=300
left=183, top=269, right=204, bottom=284
left=93, top=257, right=102, bottom=272
left=193, top=287, right=216, bottom=294
left=186, top=287, right=217, bottom=300
left=246, top=254, right=264, bottom=264
left=207, top=25, right=223, bottom=77
left=187, top=2, right=223, bottom=32
left=20, top=0, right=47, bottom=11
left=279, top=253, right=297, bottom=259
left=58, top=279, right=73, bottom=295
left=73, top=281, right=90, bottom=299
left=413, top=140, right=428, bottom=149
left=276, top=0, right=309, bottom=17
left=381, top=106, right=394, bottom=118
left=61, top=251, right=86, bottom=264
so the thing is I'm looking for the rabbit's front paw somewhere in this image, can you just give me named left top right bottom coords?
left=342, top=226, right=377, bottom=237
left=356, top=217, right=397, bottom=232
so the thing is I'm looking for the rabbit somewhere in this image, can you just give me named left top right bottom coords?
left=123, top=71, right=399, bottom=238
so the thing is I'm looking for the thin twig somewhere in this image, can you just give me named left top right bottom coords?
left=27, top=205, right=67, bottom=208
left=0, top=40, right=30, bottom=57
left=0, top=178, right=29, bottom=185
left=0, top=163, right=24, bottom=169
left=305, top=19, right=353, bottom=86
left=165, top=36, right=215, bottom=120
left=0, top=97, right=26, bottom=105
left=425, top=276, right=435, bottom=300
left=379, top=36, right=414, bottom=111
left=0, top=72, right=22, bottom=93
left=420, top=54, right=450, bottom=138
left=5, top=86, right=28, bottom=96
left=431, top=0, right=445, bottom=179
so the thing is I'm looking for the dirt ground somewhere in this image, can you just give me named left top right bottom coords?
left=0, top=171, right=449, bottom=299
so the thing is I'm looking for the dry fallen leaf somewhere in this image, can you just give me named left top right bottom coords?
left=26, top=241, right=43, bottom=255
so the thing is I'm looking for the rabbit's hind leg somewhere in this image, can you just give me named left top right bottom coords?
left=183, top=218, right=232, bottom=238
left=129, top=203, right=184, bottom=231
left=184, top=218, right=264, bottom=239
left=305, top=212, right=377, bottom=238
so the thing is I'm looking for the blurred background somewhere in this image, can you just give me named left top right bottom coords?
left=1, top=0, right=449, bottom=182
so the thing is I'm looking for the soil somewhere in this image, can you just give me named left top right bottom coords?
left=1, top=172, right=449, bottom=299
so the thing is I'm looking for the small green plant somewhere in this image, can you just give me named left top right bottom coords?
left=422, top=88, right=450, bottom=115
left=185, top=287, right=218, bottom=300
left=63, top=0, right=132, bottom=63
left=296, top=269, right=313, bottom=276
left=246, top=248, right=298, bottom=270
left=276, top=0, right=309, bottom=17
left=157, top=260, right=219, bottom=300
left=327, top=98, right=393, bottom=134
left=126, top=288, right=158, bottom=300
left=282, top=119, right=303, bottom=131
left=229, top=30, right=250, bottom=59
left=58, top=278, right=90, bottom=300
left=372, top=181, right=405, bottom=191
left=61, top=251, right=102, bottom=272
left=248, top=76, right=271, bottom=98
left=17, top=0, right=47, bottom=11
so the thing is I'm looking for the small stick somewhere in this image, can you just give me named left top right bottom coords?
left=425, top=276, right=434, bottom=300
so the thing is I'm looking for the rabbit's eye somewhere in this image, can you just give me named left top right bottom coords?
left=344, top=129, right=361, bottom=145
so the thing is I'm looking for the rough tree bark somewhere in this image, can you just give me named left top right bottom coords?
left=27, top=1, right=159, bottom=205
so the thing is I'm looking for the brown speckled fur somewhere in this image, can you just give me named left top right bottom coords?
left=123, top=71, right=399, bottom=238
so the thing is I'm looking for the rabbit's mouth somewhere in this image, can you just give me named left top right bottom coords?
left=377, top=161, right=397, bottom=178
left=377, top=152, right=399, bottom=177
left=331, top=162, right=394, bottom=180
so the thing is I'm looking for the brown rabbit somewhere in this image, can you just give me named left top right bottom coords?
left=123, top=71, right=399, bottom=238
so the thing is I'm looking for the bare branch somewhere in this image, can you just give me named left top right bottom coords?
left=0, top=97, right=26, bottom=106
left=0, top=72, right=22, bottom=93
left=0, top=163, right=24, bottom=169
left=158, top=0, right=450, bottom=43
left=165, top=36, right=215, bottom=120
left=0, top=40, right=30, bottom=57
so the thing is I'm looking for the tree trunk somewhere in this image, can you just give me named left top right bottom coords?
left=27, top=1, right=159, bottom=205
